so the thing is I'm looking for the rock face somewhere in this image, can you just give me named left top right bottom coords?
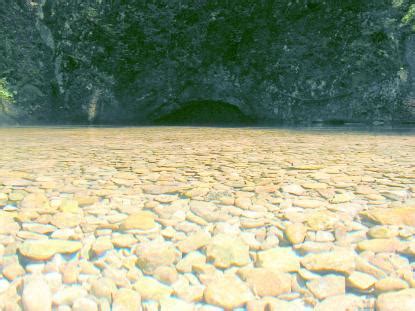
left=1, top=1, right=415, bottom=124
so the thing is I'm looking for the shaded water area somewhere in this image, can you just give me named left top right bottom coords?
left=0, top=126, right=415, bottom=310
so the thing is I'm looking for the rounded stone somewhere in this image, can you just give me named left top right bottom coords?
left=375, top=277, right=409, bottom=293
left=206, top=234, right=250, bottom=268
left=2, top=263, right=25, bottom=281
left=112, top=288, right=141, bottom=311
left=73, top=297, right=98, bottom=311
left=284, top=222, right=307, bottom=244
left=19, top=239, right=82, bottom=261
left=204, top=275, right=254, bottom=309
left=22, top=277, right=52, bottom=311
left=376, top=289, right=415, bottom=311
left=238, top=268, right=291, bottom=297
left=256, top=247, right=300, bottom=272
left=133, top=276, right=173, bottom=301
left=90, top=278, right=117, bottom=301
left=136, top=240, right=180, bottom=273
left=120, top=211, right=157, bottom=230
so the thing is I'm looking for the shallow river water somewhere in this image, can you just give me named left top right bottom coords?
left=0, top=126, right=415, bottom=310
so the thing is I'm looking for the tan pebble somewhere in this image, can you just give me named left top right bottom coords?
left=22, top=277, right=52, bottom=311
left=301, top=249, right=355, bottom=274
left=62, top=263, right=79, bottom=284
left=314, top=294, right=363, bottom=311
left=305, top=211, right=338, bottom=231
left=256, top=247, right=300, bottom=272
left=238, top=267, right=291, bottom=297
left=20, top=192, right=49, bottom=209
left=375, top=277, right=409, bottom=293
left=2, top=263, right=25, bottom=281
left=293, top=199, right=325, bottom=209
left=153, top=266, right=178, bottom=284
left=177, top=251, right=206, bottom=273
left=368, top=226, right=398, bottom=239
left=59, top=199, right=79, bottom=213
left=235, top=197, right=252, bottom=209
left=284, top=222, right=307, bottom=244
left=19, top=239, right=82, bottom=261
left=206, top=234, right=250, bottom=269
left=306, top=275, right=346, bottom=299
left=92, top=237, right=114, bottom=256
left=302, top=183, right=328, bottom=190
left=90, top=277, right=117, bottom=301
left=135, top=240, right=180, bottom=273
left=144, top=200, right=158, bottom=209
left=52, top=286, right=88, bottom=306
left=376, top=289, right=415, bottom=311
left=177, top=231, right=211, bottom=253
left=204, top=275, right=253, bottom=309
left=360, top=207, right=415, bottom=227
left=72, top=297, right=98, bottom=311
left=159, top=297, right=194, bottom=311
left=357, top=238, right=402, bottom=253
left=112, top=288, right=141, bottom=311
left=111, top=234, right=136, bottom=248
left=51, top=212, right=82, bottom=228
left=347, top=271, right=377, bottom=290
left=281, top=184, right=305, bottom=195
left=133, top=276, right=173, bottom=301
left=120, top=211, right=157, bottom=230
left=330, top=192, right=354, bottom=204
left=185, top=211, right=209, bottom=225
left=355, top=256, right=387, bottom=279
left=219, top=197, right=234, bottom=205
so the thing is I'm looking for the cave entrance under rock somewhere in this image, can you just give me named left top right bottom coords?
left=153, top=100, right=256, bottom=126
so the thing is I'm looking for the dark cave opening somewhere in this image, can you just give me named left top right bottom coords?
left=153, top=100, right=256, bottom=126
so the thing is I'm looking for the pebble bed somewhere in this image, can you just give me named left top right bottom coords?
left=0, top=127, right=415, bottom=311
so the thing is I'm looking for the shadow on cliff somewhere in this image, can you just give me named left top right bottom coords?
left=152, top=100, right=257, bottom=126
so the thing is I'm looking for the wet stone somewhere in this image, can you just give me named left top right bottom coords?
left=120, top=211, right=157, bottom=230
left=376, top=289, right=415, bottom=311
left=19, top=239, right=82, bottom=260
left=375, top=277, right=409, bottom=293
left=134, top=276, right=173, bottom=301
left=112, top=288, right=141, bottom=311
left=238, top=267, right=291, bottom=297
left=206, top=234, right=250, bottom=268
left=284, top=222, right=307, bottom=244
left=306, top=275, right=346, bottom=300
left=347, top=271, right=377, bottom=290
left=136, top=240, right=180, bottom=273
left=177, top=230, right=211, bottom=253
left=22, top=277, right=52, bottom=311
left=256, top=247, right=300, bottom=272
left=301, top=249, right=356, bottom=275
left=204, top=275, right=254, bottom=309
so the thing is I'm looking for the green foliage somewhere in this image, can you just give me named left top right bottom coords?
left=402, top=4, right=415, bottom=31
left=0, top=78, right=13, bottom=103
left=402, top=4, right=415, bottom=24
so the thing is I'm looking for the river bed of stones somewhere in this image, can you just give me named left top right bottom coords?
left=0, top=127, right=414, bottom=311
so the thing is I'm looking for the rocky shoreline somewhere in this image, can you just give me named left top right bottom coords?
left=0, top=127, right=414, bottom=310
